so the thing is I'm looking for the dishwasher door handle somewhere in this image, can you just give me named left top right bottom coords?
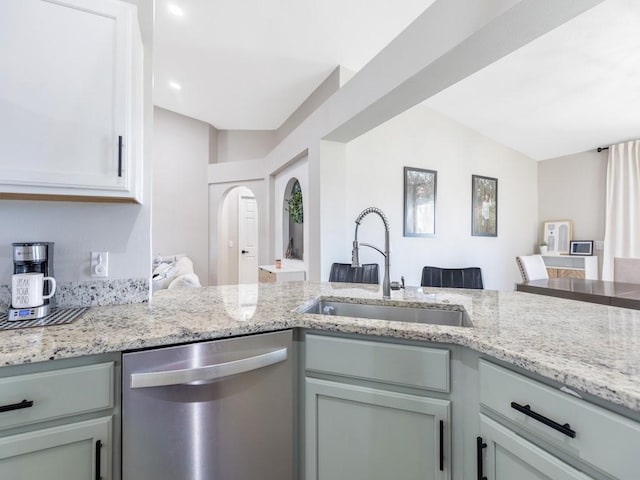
left=130, top=347, right=288, bottom=388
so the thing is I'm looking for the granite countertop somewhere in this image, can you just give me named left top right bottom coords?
left=1, top=282, right=639, bottom=414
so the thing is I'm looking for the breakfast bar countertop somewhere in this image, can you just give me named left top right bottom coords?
left=1, top=282, right=639, bottom=414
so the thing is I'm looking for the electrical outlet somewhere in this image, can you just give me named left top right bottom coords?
left=91, top=251, right=109, bottom=277
left=595, top=241, right=604, bottom=250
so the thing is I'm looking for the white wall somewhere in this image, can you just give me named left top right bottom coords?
left=153, top=107, right=210, bottom=284
left=0, top=0, right=153, bottom=289
left=342, top=104, right=539, bottom=290
left=216, top=130, right=278, bottom=163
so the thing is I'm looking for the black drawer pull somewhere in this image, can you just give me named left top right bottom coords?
left=511, top=402, right=576, bottom=438
left=477, top=436, right=487, bottom=480
left=0, top=399, right=34, bottom=413
left=117, top=135, right=123, bottom=177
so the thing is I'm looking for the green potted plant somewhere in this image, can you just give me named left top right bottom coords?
left=539, top=241, right=548, bottom=255
left=286, top=184, right=303, bottom=224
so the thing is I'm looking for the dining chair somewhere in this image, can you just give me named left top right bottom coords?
left=420, top=266, right=484, bottom=289
left=328, top=263, right=380, bottom=284
left=516, top=255, right=549, bottom=282
left=614, top=257, right=640, bottom=284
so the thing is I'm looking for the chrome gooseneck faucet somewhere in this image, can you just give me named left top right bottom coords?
left=351, top=207, right=391, bottom=299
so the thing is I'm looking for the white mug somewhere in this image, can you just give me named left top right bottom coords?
left=11, top=273, right=57, bottom=309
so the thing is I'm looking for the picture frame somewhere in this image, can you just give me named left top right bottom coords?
left=569, top=240, right=594, bottom=256
left=404, top=166, right=437, bottom=237
left=471, top=175, right=498, bottom=237
left=542, top=220, right=573, bottom=255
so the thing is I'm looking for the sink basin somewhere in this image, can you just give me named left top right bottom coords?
left=302, top=299, right=471, bottom=327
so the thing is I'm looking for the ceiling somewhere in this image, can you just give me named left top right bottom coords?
left=424, top=0, right=640, bottom=160
left=153, top=0, right=433, bottom=130
left=154, top=0, right=640, bottom=160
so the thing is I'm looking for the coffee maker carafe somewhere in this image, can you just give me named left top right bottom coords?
left=8, top=242, right=55, bottom=321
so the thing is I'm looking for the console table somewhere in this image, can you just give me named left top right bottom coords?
left=258, top=265, right=306, bottom=283
left=542, top=255, right=598, bottom=280
left=516, top=278, right=640, bottom=310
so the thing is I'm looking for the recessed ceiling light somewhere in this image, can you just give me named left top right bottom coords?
left=168, top=4, right=184, bottom=17
left=169, top=81, right=182, bottom=91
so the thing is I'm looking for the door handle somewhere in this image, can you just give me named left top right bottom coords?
left=241, top=250, right=249, bottom=254
left=439, top=420, right=444, bottom=471
left=130, top=347, right=288, bottom=388
left=477, top=436, right=487, bottom=480
left=95, top=439, right=102, bottom=480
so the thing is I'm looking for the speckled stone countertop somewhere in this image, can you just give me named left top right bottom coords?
left=1, top=282, right=639, bottom=414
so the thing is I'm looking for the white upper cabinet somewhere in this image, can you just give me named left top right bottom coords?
left=0, top=0, right=143, bottom=203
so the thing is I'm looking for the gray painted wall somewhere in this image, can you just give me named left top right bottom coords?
left=537, top=150, right=607, bottom=242
left=538, top=149, right=607, bottom=277
left=153, top=107, right=210, bottom=285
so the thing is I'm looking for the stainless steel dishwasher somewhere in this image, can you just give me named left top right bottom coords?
left=122, top=330, right=293, bottom=480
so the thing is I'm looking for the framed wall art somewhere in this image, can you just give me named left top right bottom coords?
left=404, top=166, right=437, bottom=237
left=542, top=220, right=573, bottom=254
left=471, top=175, right=498, bottom=237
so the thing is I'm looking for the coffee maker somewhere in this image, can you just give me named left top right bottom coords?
left=8, top=242, right=55, bottom=320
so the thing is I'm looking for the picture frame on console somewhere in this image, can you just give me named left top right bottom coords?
left=570, top=240, right=594, bottom=256
left=542, top=220, right=573, bottom=255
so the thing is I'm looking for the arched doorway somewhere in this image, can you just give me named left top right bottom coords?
left=217, top=186, right=259, bottom=285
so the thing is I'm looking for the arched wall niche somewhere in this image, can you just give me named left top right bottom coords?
left=283, top=178, right=304, bottom=261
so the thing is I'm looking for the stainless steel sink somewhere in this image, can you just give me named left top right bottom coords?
left=302, top=299, right=471, bottom=327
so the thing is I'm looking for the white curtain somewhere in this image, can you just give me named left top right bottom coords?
left=602, top=140, right=640, bottom=281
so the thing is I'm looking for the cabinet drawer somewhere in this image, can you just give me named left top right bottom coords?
left=480, top=360, right=640, bottom=479
left=306, top=334, right=449, bottom=392
left=259, top=268, right=276, bottom=283
left=0, top=363, right=113, bottom=431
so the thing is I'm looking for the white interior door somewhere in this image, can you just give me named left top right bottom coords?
left=238, top=195, right=259, bottom=284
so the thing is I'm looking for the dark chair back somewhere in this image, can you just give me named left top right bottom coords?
left=420, top=266, right=484, bottom=289
left=329, top=263, right=380, bottom=285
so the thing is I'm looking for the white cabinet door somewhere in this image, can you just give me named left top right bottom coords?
left=479, top=415, right=592, bottom=480
left=0, top=416, right=112, bottom=480
left=305, top=378, right=450, bottom=480
left=0, top=0, right=142, bottom=202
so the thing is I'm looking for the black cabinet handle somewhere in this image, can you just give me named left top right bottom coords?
left=95, top=439, right=102, bottom=480
left=510, top=402, right=576, bottom=438
left=477, top=436, right=487, bottom=480
left=439, top=420, right=444, bottom=471
left=117, top=135, right=123, bottom=177
left=241, top=250, right=249, bottom=254
left=0, top=399, right=34, bottom=413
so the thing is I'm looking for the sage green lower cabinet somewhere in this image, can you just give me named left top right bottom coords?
left=478, top=415, right=592, bottom=480
left=305, top=378, right=450, bottom=480
left=0, top=416, right=112, bottom=479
